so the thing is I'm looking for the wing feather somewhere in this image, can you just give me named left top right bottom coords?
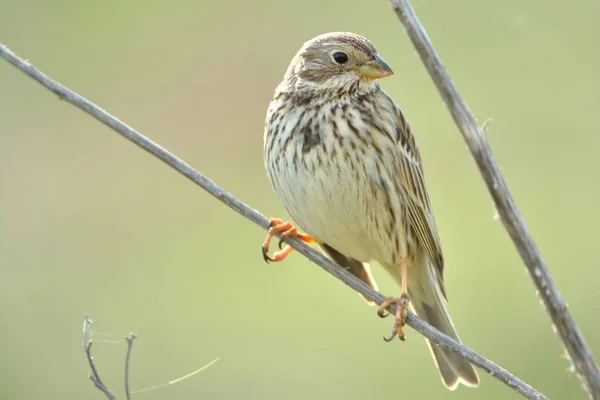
left=393, top=103, right=446, bottom=297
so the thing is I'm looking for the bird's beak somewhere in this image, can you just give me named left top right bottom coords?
left=358, top=54, right=394, bottom=79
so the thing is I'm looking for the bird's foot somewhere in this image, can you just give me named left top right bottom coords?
left=377, top=293, right=409, bottom=341
left=262, top=218, right=314, bottom=263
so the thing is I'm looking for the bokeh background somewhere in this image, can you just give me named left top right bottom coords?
left=1, top=0, right=599, bottom=399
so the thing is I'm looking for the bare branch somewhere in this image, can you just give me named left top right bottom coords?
left=81, top=314, right=218, bottom=398
left=83, top=314, right=117, bottom=400
left=124, top=333, right=138, bottom=400
left=1, top=44, right=548, bottom=400
left=388, top=0, right=600, bottom=398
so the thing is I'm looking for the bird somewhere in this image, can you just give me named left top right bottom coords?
left=261, top=32, right=479, bottom=390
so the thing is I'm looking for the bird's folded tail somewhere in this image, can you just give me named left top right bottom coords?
left=409, top=261, right=480, bottom=390
left=320, top=243, right=378, bottom=304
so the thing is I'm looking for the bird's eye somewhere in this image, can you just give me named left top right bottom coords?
left=332, top=52, right=349, bottom=64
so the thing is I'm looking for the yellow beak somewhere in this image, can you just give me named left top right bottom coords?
left=358, top=54, right=394, bottom=79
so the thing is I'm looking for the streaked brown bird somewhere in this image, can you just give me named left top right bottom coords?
left=261, top=32, right=479, bottom=389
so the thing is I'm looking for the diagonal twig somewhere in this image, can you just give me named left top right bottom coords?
left=388, top=0, right=600, bottom=398
left=1, top=44, right=547, bottom=400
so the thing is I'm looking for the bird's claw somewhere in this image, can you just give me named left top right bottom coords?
left=377, top=308, right=390, bottom=318
left=378, top=294, right=409, bottom=341
left=261, top=218, right=314, bottom=263
left=261, top=244, right=271, bottom=263
left=383, top=327, right=398, bottom=342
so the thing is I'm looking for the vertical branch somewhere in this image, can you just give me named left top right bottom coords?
left=83, top=314, right=118, bottom=400
left=82, top=315, right=137, bottom=399
left=388, top=0, right=600, bottom=397
left=124, top=333, right=138, bottom=400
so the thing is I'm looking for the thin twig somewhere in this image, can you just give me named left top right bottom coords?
left=81, top=314, right=217, bottom=398
left=83, top=314, right=117, bottom=400
left=124, top=333, right=138, bottom=400
left=1, top=44, right=547, bottom=400
left=130, top=358, right=221, bottom=395
left=388, top=1, right=600, bottom=398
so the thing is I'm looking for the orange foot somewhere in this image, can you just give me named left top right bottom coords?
left=262, top=218, right=315, bottom=263
left=377, top=293, right=410, bottom=341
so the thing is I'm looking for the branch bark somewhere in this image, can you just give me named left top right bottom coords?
left=1, top=44, right=548, bottom=399
left=388, top=1, right=600, bottom=398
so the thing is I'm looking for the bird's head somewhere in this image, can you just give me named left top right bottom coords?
left=283, top=32, right=393, bottom=95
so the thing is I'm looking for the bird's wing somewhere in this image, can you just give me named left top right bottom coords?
left=393, top=105, right=446, bottom=298
left=320, top=243, right=379, bottom=305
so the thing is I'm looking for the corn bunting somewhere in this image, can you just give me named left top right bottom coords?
left=262, top=32, right=479, bottom=390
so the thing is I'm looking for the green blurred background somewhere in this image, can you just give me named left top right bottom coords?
left=1, top=0, right=599, bottom=399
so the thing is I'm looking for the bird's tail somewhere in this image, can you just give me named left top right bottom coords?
left=408, top=260, right=480, bottom=390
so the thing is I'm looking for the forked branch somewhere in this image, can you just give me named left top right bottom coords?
left=81, top=314, right=218, bottom=398
left=83, top=314, right=132, bottom=400
left=1, top=45, right=546, bottom=399
left=389, top=0, right=600, bottom=398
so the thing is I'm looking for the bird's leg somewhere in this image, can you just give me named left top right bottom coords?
left=262, top=218, right=315, bottom=263
left=377, top=259, right=410, bottom=341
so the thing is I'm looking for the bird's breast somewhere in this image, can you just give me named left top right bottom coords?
left=264, top=97, right=406, bottom=264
